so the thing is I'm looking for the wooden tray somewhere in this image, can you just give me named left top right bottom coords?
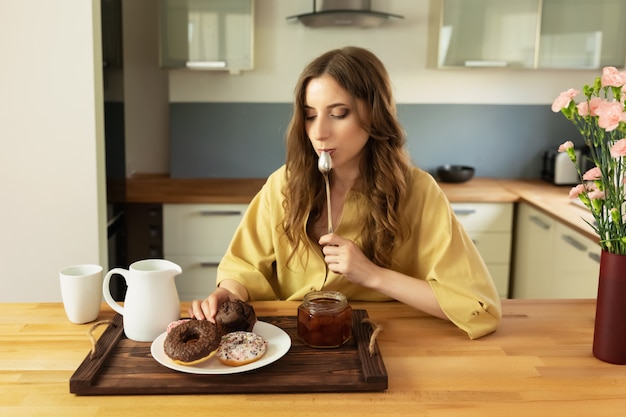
left=70, top=309, right=387, bottom=395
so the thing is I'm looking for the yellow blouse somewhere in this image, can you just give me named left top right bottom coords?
left=217, top=165, right=502, bottom=339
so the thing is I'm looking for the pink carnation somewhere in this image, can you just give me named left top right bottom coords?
left=558, top=141, right=574, bottom=152
left=552, top=89, right=579, bottom=112
left=588, top=189, right=605, bottom=200
left=569, top=184, right=587, bottom=199
left=582, top=166, right=601, bottom=180
left=601, top=66, right=626, bottom=88
left=588, top=97, right=604, bottom=117
left=610, top=138, right=626, bottom=157
left=577, top=102, right=589, bottom=116
left=595, top=100, right=625, bottom=131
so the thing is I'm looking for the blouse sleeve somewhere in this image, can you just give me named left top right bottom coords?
left=403, top=170, right=502, bottom=339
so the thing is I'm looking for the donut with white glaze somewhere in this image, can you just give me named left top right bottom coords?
left=216, top=331, right=268, bottom=366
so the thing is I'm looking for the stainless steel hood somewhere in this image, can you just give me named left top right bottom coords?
left=287, top=0, right=403, bottom=28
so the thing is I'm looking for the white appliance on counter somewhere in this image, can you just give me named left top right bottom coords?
left=541, top=149, right=581, bottom=185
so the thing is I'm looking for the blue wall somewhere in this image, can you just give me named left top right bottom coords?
left=170, top=103, right=580, bottom=179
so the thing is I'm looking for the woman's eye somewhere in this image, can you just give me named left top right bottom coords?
left=304, top=108, right=349, bottom=121
left=331, top=110, right=349, bottom=119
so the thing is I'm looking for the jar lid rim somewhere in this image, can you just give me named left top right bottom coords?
left=302, top=290, right=348, bottom=312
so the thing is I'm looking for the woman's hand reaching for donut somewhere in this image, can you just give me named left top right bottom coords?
left=188, top=279, right=249, bottom=322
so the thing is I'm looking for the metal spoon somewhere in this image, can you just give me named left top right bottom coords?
left=318, top=151, right=333, bottom=234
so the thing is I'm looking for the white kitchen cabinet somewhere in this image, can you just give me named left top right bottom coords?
left=539, top=0, right=626, bottom=69
left=551, top=222, right=600, bottom=297
left=512, top=203, right=600, bottom=298
left=163, top=204, right=247, bottom=300
left=452, top=203, right=513, bottom=298
left=436, top=0, right=626, bottom=69
left=159, top=0, right=254, bottom=73
left=512, top=203, right=555, bottom=298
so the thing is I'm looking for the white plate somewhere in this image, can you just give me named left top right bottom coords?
left=150, top=321, right=291, bottom=374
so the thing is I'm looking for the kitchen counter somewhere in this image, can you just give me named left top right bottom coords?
left=125, top=174, right=519, bottom=204
left=125, top=174, right=266, bottom=204
left=501, top=179, right=597, bottom=242
left=2, top=300, right=624, bottom=416
left=438, top=177, right=518, bottom=202
left=125, top=175, right=598, bottom=242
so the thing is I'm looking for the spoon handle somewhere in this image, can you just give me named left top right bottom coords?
left=323, top=173, right=333, bottom=234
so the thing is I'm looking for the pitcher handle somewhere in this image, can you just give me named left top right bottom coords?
left=102, top=268, right=127, bottom=316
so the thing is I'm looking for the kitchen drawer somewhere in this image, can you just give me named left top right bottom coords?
left=168, top=254, right=220, bottom=301
left=452, top=203, right=513, bottom=232
left=466, top=232, right=511, bottom=263
left=163, top=204, right=247, bottom=255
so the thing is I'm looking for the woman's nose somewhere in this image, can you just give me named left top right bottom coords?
left=309, top=117, right=330, bottom=142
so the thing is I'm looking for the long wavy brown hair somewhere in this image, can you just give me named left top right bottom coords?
left=282, top=46, right=412, bottom=268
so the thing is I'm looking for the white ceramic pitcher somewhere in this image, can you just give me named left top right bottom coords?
left=102, top=259, right=182, bottom=342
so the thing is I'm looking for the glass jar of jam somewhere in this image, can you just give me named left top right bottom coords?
left=297, top=291, right=353, bottom=348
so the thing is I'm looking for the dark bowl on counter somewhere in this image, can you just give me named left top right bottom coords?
left=436, top=165, right=475, bottom=183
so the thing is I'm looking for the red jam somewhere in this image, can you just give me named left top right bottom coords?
left=297, top=291, right=353, bottom=348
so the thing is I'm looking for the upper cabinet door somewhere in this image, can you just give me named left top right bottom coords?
left=539, top=0, right=626, bottom=69
left=438, top=0, right=540, bottom=69
left=436, top=0, right=626, bottom=70
left=159, top=0, right=254, bottom=73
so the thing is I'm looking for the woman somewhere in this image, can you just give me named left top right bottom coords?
left=189, top=46, right=501, bottom=339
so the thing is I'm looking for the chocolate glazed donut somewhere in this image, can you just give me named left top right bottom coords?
left=215, top=300, right=257, bottom=334
left=163, top=319, right=221, bottom=364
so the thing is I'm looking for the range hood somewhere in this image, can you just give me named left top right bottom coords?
left=287, top=0, right=403, bottom=28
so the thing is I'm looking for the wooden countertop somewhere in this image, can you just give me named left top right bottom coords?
left=2, top=300, right=624, bottom=416
left=124, top=174, right=598, bottom=241
left=124, top=174, right=519, bottom=204
left=125, top=174, right=266, bottom=204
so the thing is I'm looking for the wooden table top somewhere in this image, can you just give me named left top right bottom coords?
left=1, top=299, right=624, bottom=416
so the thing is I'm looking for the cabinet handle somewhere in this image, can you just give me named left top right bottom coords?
left=186, top=61, right=226, bottom=69
left=198, top=210, right=243, bottom=216
left=199, top=262, right=220, bottom=268
left=561, top=234, right=587, bottom=252
left=529, top=215, right=551, bottom=230
left=454, top=209, right=476, bottom=216
left=588, top=252, right=601, bottom=263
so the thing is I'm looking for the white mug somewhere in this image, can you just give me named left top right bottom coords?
left=59, top=264, right=104, bottom=324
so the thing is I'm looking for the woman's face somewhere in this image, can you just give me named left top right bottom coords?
left=304, top=74, right=370, bottom=172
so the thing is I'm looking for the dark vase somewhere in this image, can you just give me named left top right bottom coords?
left=592, top=250, right=626, bottom=364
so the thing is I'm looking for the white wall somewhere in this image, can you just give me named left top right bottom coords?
left=0, top=0, right=106, bottom=302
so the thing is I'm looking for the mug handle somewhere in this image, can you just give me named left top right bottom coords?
left=102, top=268, right=127, bottom=316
